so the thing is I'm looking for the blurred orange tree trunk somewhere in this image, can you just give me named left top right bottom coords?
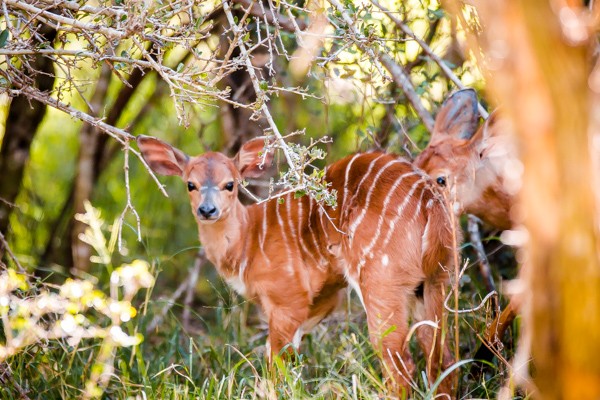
left=474, top=0, right=600, bottom=398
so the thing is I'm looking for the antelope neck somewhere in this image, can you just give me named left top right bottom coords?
left=197, top=200, right=248, bottom=277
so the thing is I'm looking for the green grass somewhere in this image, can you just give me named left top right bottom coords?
left=1, top=208, right=524, bottom=399
left=0, top=279, right=524, bottom=400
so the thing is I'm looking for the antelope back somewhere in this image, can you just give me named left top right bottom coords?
left=415, top=89, right=517, bottom=229
left=321, top=152, right=454, bottom=282
left=137, top=133, right=453, bottom=282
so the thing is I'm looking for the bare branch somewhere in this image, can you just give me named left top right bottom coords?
left=232, top=0, right=306, bottom=32
left=372, top=0, right=489, bottom=118
left=467, top=215, right=496, bottom=293
left=327, top=0, right=436, bottom=131
left=10, top=86, right=168, bottom=198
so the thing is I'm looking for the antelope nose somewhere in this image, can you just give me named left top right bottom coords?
left=198, top=204, right=218, bottom=218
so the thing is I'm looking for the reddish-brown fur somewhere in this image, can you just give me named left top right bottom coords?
left=138, top=136, right=457, bottom=396
left=415, top=89, right=519, bottom=353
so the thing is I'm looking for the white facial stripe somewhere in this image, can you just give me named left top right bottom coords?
left=200, top=186, right=219, bottom=193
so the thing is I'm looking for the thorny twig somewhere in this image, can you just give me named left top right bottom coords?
left=116, top=139, right=142, bottom=251
left=221, top=0, right=301, bottom=175
left=221, top=0, right=337, bottom=210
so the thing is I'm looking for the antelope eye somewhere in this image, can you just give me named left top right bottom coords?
left=224, top=181, right=234, bottom=192
left=436, top=176, right=447, bottom=187
left=187, top=182, right=197, bottom=192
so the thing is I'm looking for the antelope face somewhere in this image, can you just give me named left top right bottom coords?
left=415, top=89, right=515, bottom=226
left=184, top=153, right=239, bottom=224
left=415, top=136, right=482, bottom=213
left=137, top=135, right=274, bottom=225
left=414, top=89, right=482, bottom=213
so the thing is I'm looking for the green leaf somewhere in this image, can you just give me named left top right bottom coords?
left=427, top=8, right=445, bottom=20
left=277, top=197, right=285, bottom=204
left=381, top=324, right=397, bottom=338
left=426, top=359, right=474, bottom=398
left=294, top=190, right=306, bottom=199
left=176, top=62, right=185, bottom=73
left=0, top=29, right=9, bottom=49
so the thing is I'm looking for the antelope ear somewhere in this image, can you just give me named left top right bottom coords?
left=136, top=135, right=189, bottom=176
left=234, top=137, right=274, bottom=179
left=471, top=110, right=512, bottom=156
left=480, top=110, right=506, bottom=142
left=432, top=88, right=480, bottom=141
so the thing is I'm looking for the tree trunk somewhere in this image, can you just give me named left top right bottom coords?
left=475, top=1, right=600, bottom=398
left=0, top=24, right=56, bottom=239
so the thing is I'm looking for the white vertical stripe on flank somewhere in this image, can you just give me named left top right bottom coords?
left=380, top=178, right=426, bottom=249
left=396, top=178, right=425, bottom=221
left=259, top=202, right=272, bottom=269
left=343, top=154, right=385, bottom=220
left=260, top=202, right=268, bottom=251
left=340, top=153, right=362, bottom=212
left=296, top=195, right=318, bottom=266
left=348, top=159, right=404, bottom=235
left=411, top=184, right=427, bottom=223
left=286, top=193, right=297, bottom=241
left=307, top=197, right=327, bottom=264
left=276, top=198, right=292, bottom=263
left=418, top=194, right=436, bottom=256
left=361, top=171, right=419, bottom=257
